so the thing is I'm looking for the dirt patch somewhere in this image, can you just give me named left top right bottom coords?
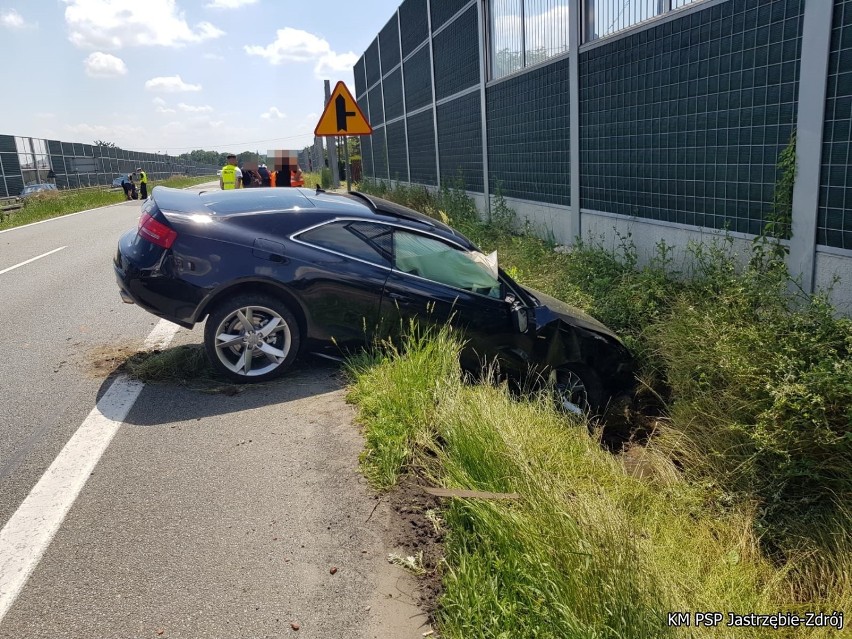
left=86, top=344, right=142, bottom=378
left=83, top=343, right=244, bottom=395
left=382, top=476, right=446, bottom=618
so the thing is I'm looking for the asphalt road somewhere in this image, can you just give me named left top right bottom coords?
left=0, top=186, right=428, bottom=638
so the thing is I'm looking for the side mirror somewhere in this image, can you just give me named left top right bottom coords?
left=511, top=305, right=530, bottom=333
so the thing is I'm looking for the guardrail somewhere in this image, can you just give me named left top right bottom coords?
left=0, top=196, right=22, bottom=222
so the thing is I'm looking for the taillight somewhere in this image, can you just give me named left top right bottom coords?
left=138, top=212, right=177, bottom=249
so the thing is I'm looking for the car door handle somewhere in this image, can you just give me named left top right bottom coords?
left=387, top=292, right=414, bottom=305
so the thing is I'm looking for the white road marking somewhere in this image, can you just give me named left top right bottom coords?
left=144, top=320, right=182, bottom=350
left=0, top=246, right=67, bottom=276
left=0, top=203, right=128, bottom=235
left=0, top=319, right=181, bottom=623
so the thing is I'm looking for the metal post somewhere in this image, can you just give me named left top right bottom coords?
left=313, top=135, right=323, bottom=177
left=344, top=136, right=352, bottom=192
left=788, top=0, right=834, bottom=294
left=28, top=137, right=38, bottom=184
left=568, top=0, right=582, bottom=242
left=398, top=8, right=411, bottom=183
left=324, top=80, right=340, bottom=188
left=477, top=0, right=491, bottom=218
left=376, top=36, right=390, bottom=183
left=426, top=0, right=441, bottom=188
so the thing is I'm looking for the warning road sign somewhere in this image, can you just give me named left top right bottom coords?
left=315, top=81, right=373, bottom=136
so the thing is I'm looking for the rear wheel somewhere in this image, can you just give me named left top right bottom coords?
left=550, top=364, right=602, bottom=416
left=204, top=295, right=300, bottom=383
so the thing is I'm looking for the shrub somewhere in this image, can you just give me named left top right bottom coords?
left=355, top=177, right=852, bottom=603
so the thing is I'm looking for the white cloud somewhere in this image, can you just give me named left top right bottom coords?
left=1, top=9, right=22, bottom=28
left=205, top=0, right=258, bottom=8
left=63, top=0, right=224, bottom=50
left=152, top=97, right=167, bottom=106
left=178, top=103, right=214, bottom=113
left=84, top=51, right=128, bottom=78
left=315, top=51, right=358, bottom=76
left=156, top=106, right=177, bottom=114
left=1, top=8, right=34, bottom=29
left=260, top=107, right=286, bottom=120
left=245, top=28, right=357, bottom=78
left=145, top=75, right=202, bottom=92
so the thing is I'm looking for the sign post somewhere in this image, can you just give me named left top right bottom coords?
left=315, top=81, right=372, bottom=192
left=343, top=136, right=351, bottom=192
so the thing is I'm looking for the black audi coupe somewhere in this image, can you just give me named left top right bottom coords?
left=115, top=186, right=636, bottom=413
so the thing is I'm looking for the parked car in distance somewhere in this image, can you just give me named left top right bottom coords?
left=20, top=183, right=58, bottom=197
left=114, top=187, right=637, bottom=413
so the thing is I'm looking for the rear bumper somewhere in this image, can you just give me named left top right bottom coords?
left=114, top=233, right=199, bottom=329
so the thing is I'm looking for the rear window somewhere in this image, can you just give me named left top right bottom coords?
left=200, top=190, right=315, bottom=215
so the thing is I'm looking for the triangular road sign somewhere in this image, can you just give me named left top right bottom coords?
left=315, top=81, right=373, bottom=136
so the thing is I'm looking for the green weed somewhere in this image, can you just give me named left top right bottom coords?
left=355, top=177, right=852, bottom=623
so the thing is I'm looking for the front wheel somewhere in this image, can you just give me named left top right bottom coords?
left=204, top=295, right=300, bottom=383
left=550, top=364, right=602, bottom=416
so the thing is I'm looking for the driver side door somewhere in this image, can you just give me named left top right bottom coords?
left=378, top=228, right=524, bottom=374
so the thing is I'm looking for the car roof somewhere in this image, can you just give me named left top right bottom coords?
left=151, top=186, right=475, bottom=248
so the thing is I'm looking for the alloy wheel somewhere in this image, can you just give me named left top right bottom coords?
left=213, top=305, right=292, bottom=377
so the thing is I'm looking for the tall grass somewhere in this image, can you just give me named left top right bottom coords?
left=348, top=323, right=847, bottom=638
left=354, top=178, right=852, bottom=622
left=0, top=174, right=217, bottom=230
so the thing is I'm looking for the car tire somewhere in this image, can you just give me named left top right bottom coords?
left=204, top=294, right=300, bottom=383
left=551, top=364, right=603, bottom=416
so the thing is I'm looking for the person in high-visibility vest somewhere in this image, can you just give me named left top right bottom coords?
left=219, top=154, right=242, bottom=190
left=136, top=167, right=149, bottom=199
left=290, top=165, right=304, bottom=187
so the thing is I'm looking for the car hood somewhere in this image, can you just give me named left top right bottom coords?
left=521, top=286, right=621, bottom=342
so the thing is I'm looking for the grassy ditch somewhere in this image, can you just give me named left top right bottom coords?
left=348, top=178, right=852, bottom=635
left=0, top=174, right=217, bottom=230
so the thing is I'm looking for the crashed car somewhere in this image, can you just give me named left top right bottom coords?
left=114, top=187, right=636, bottom=412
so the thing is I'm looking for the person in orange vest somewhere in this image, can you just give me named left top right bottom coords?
left=290, top=165, right=304, bottom=187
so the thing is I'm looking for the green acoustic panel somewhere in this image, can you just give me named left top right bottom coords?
left=432, top=5, right=480, bottom=100
left=487, top=58, right=570, bottom=206
left=369, top=86, right=385, bottom=125
left=431, top=0, right=471, bottom=31
left=366, top=38, right=381, bottom=87
left=404, top=46, right=433, bottom=111
left=384, top=69, right=405, bottom=122
left=361, top=135, right=374, bottom=179
left=400, top=0, right=428, bottom=57
left=580, top=0, right=803, bottom=234
left=818, top=0, right=852, bottom=249
left=373, top=127, right=389, bottom=179
left=380, top=14, right=401, bottom=73
left=386, top=120, right=409, bottom=182
left=437, top=92, right=483, bottom=192
left=407, top=109, right=437, bottom=185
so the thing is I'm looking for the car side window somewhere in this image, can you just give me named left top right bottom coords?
left=297, top=221, right=391, bottom=266
left=393, top=230, right=502, bottom=299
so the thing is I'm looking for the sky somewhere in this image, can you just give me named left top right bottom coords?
left=0, top=0, right=402, bottom=154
